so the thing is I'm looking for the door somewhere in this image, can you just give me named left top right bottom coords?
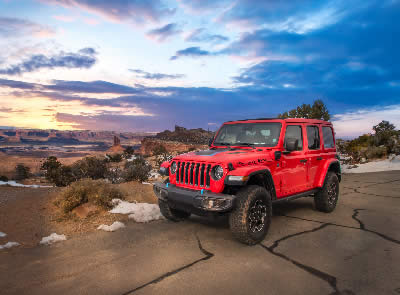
left=280, top=124, right=308, bottom=196
left=305, top=125, right=323, bottom=189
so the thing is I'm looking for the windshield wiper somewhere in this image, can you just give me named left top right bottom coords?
left=237, top=143, right=256, bottom=146
left=213, top=142, right=231, bottom=146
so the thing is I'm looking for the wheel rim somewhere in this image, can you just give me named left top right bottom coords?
left=248, top=199, right=267, bottom=233
left=327, top=182, right=338, bottom=206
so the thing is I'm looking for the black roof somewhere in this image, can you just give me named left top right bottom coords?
left=226, top=118, right=279, bottom=122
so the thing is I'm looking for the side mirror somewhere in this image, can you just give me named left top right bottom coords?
left=208, top=138, right=214, bottom=147
left=274, top=151, right=282, bottom=161
left=285, top=138, right=298, bottom=152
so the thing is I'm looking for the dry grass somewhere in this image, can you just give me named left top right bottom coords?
left=56, top=179, right=124, bottom=213
left=117, top=181, right=158, bottom=204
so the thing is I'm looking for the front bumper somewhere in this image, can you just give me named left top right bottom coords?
left=153, top=182, right=236, bottom=213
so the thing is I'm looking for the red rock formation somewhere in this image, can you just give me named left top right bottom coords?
left=107, top=136, right=125, bottom=153
left=139, top=138, right=207, bottom=156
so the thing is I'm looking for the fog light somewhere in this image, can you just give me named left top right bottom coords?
left=201, top=197, right=232, bottom=210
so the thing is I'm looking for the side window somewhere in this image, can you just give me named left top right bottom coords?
left=322, top=126, right=335, bottom=148
left=306, top=125, right=320, bottom=150
left=284, top=125, right=303, bottom=150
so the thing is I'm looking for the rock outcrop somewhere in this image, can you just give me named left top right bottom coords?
left=107, top=136, right=125, bottom=153
left=154, top=125, right=214, bottom=145
left=139, top=138, right=207, bottom=156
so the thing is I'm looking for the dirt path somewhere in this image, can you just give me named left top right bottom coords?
left=0, top=181, right=157, bottom=247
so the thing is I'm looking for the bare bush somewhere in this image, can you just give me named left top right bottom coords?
left=70, top=156, right=107, bottom=180
left=57, top=179, right=124, bottom=213
left=124, top=156, right=152, bottom=182
left=14, top=164, right=30, bottom=180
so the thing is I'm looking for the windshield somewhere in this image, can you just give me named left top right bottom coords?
left=213, top=122, right=282, bottom=147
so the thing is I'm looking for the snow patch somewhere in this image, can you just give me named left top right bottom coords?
left=40, top=233, right=67, bottom=245
left=109, top=199, right=163, bottom=223
left=0, top=181, right=52, bottom=188
left=0, top=232, right=6, bottom=238
left=97, top=221, right=125, bottom=232
left=342, top=155, right=400, bottom=173
left=127, top=155, right=137, bottom=162
left=141, top=182, right=152, bottom=185
left=149, top=171, right=161, bottom=180
left=0, top=241, right=20, bottom=250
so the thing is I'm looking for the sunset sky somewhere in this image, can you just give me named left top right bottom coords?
left=0, top=0, right=399, bottom=138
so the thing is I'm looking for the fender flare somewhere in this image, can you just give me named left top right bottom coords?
left=317, top=159, right=341, bottom=187
left=225, top=166, right=277, bottom=200
left=246, top=169, right=277, bottom=200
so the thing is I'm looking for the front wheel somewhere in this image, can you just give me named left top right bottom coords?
left=314, top=172, right=339, bottom=213
left=229, top=185, right=272, bottom=245
left=159, top=200, right=191, bottom=222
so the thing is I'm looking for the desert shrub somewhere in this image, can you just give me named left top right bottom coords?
left=0, top=175, right=8, bottom=182
left=123, top=146, right=135, bottom=158
left=155, top=153, right=172, bottom=168
left=105, top=167, right=125, bottom=184
left=105, top=153, right=123, bottom=163
left=70, top=156, right=107, bottom=180
left=124, top=156, right=152, bottom=182
left=58, top=179, right=123, bottom=213
left=152, top=144, right=168, bottom=156
left=15, top=164, right=30, bottom=180
left=364, top=146, right=387, bottom=160
left=41, top=157, right=74, bottom=187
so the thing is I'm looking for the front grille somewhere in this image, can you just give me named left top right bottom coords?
left=176, top=161, right=212, bottom=188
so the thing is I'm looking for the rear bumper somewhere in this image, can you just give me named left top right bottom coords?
left=153, top=182, right=236, bottom=213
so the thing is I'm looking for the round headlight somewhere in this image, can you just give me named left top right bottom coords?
left=170, top=161, right=177, bottom=174
left=212, top=165, right=224, bottom=180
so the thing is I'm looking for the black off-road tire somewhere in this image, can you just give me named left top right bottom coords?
left=229, top=185, right=272, bottom=245
left=158, top=199, right=191, bottom=222
left=314, top=172, right=339, bottom=213
left=158, top=178, right=191, bottom=221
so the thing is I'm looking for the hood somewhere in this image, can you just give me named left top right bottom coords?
left=173, top=147, right=276, bottom=165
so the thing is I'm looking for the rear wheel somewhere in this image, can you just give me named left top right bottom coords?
left=314, top=172, right=339, bottom=213
left=229, top=185, right=272, bottom=245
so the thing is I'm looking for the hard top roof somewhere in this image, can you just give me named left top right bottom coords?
left=225, top=118, right=331, bottom=124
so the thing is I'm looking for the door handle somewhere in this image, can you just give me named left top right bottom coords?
left=316, top=157, right=323, bottom=160
left=300, top=159, right=307, bottom=163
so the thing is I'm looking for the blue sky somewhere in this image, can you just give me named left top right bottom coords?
left=0, top=0, right=399, bottom=138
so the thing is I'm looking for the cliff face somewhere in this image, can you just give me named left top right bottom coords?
left=139, top=125, right=213, bottom=155
left=154, top=125, right=214, bottom=145
left=139, top=138, right=207, bottom=156
left=0, top=129, right=151, bottom=145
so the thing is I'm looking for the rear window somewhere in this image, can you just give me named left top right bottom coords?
left=322, top=126, right=335, bottom=148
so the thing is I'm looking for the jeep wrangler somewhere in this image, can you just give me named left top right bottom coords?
left=153, top=118, right=341, bottom=245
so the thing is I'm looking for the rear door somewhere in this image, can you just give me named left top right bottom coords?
left=305, top=125, right=322, bottom=189
left=321, top=125, right=337, bottom=160
left=280, top=124, right=308, bottom=196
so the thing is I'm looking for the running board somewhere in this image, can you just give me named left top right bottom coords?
left=273, top=188, right=319, bottom=203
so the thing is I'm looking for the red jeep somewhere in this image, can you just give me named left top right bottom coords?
left=154, top=118, right=341, bottom=245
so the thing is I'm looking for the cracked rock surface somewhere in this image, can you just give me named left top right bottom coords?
left=1, top=171, right=400, bottom=295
